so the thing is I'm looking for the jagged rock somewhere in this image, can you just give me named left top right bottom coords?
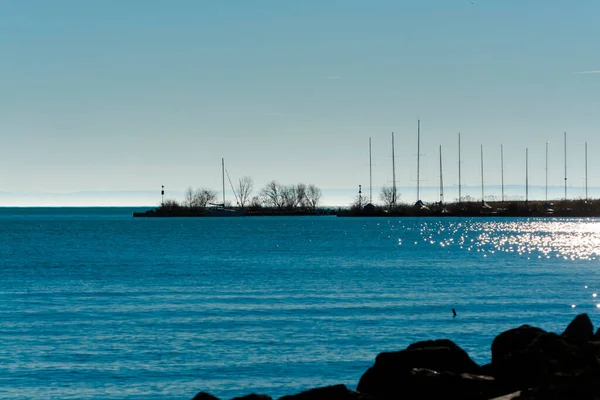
left=278, top=384, right=365, bottom=400
left=232, top=395, right=273, bottom=400
left=357, top=339, right=481, bottom=398
left=490, top=330, right=598, bottom=395
left=562, top=313, right=594, bottom=344
left=191, top=393, right=220, bottom=400
left=491, top=325, right=545, bottom=364
left=406, top=368, right=499, bottom=399
left=512, top=377, right=596, bottom=400
left=593, top=328, right=600, bottom=342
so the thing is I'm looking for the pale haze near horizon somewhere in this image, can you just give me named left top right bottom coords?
left=1, top=1, right=599, bottom=206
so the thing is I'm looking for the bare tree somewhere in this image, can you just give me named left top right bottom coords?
left=193, top=188, right=217, bottom=208
left=250, top=196, right=262, bottom=209
left=280, top=185, right=298, bottom=209
left=380, top=186, right=397, bottom=209
left=184, top=186, right=195, bottom=208
left=349, top=194, right=363, bottom=211
left=305, top=184, right=322, bottom=209
left=260, top=181, right=283, bottom=208
left=237, top=176, right=254, bottom=208
left=295, top=183, right=307, bottom=207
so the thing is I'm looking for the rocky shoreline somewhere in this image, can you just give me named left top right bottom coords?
left=191, top=314, right=600, bottom=400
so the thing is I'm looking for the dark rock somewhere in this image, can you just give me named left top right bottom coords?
left=278, top=384, right=364, bottom=400
left=593, top=328, right=600, bottom=342
left=490, top=330, right=598, bottom=395
left=407, top=338, right=461, bottom=351
left=562, top=314, right=594, bottom=344
left=512, top=370, right=600, bottom=400
left=191, top=393, right=220, bottom=400
left=357, top=339, right=481, bottom=398
left=491, top=325, right=545, bottom=364
left=407, top=368, right=499, bottom=399
left=232, top=395, right=273, bottom=400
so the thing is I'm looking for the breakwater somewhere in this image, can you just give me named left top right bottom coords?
left=133, top=199, right=598, bottom=218
left=191, top=314, right=600, bottom=400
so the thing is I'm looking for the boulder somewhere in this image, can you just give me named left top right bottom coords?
left=491, top=325, right=545, bottom=364
left=592, top=328, right=600, bottom=342
left=232, top=395, right=273, bottom=400
left=490, top=330, right=598, bottom=394
left=278, top=384, right=365, bottom=400
left=357, top=339, right=481, bottom=398
left=406, top=368, right=499, bottom=399
left=561, top=313, right=594, bottom=344
left=191, top=393, right=220, bottom=400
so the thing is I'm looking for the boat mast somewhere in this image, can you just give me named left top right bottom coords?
left=222, top=158, right=226, bottom=207
left=369, top=137, right=373, bottom=204
left=564, top=132, right=567, bottom=200
left=480, top=144, right=484, bottom=204
left=458, top=132, right=462, bottom=203
left=545, top=141, right=548, bottom=203
left=585, top=142, right=589, bottom=201
left=417, top=120, right=421, bottom=201
left=501, top=144, right=505, bottom=203
left=526, top=148, right=529, bottom=204
left=439, top=145, right=444, bottom=204
left=392, top=132, right=397, bottom=206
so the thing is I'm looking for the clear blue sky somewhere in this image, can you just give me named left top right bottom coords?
left=1, top=0, right=599, bottom=205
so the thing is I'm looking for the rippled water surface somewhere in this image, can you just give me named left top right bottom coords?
left=1, top=208, right=600, bottom=399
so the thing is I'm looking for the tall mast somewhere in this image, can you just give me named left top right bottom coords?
left=439, top=145, right=444, bottom=204
left=222, top=158, right=226, bottom=206
left=545, top=141, right=548, bottom=202
left=458, top=132, right=462, bottom=203
left=564, top=132, right=567, bottom=200
left=501, top=144, right=505, bottom=203
left=369, top=137, right=373, bottom=204
left=585, top=142, right=589, bottom=200
left=417, top=119, right=421, bottom=201
left=392, top=132, right=397, bottom=206
left=480, top=144, right=484, bottom=204
left=525, top=148, right=529, bottom=204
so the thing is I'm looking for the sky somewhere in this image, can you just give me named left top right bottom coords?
left=1, top=0, right=599, bottom=206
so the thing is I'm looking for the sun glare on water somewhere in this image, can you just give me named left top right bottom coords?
left=420, top=219, right=600, bottom=261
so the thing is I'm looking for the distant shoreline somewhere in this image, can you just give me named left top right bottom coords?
left=131, top=198, right=599, bottom=218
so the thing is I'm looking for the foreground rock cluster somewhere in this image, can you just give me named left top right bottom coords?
left=191, top=314, right=600, bottom=400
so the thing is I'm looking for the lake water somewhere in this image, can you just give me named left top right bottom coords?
left=1, top=208, right=600, bottom=399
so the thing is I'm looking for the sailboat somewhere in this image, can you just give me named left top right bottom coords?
left=414, top=120, right=429, bottom=211
left=205, top=158, right=245, bottom=217
left=132, top=158, right=245, bottom=217
left=439, top=145, right=450, bottom=214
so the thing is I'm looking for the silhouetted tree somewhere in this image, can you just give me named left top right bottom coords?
left=260, top=181, right=283, bottom=208
left=185, top=186, right=195, bottom=207
left=305, top=184, right=322, bottom=209
left=193, top=189, right=217, bottom=208
left=350, top=195, right=363, bottom=211
left=237, top=176, right=254, bottom=208
left=296, top=183, right=307, bottom=207
left=280, top=185, right=296, bottom=209
left=380, top=186, right=397, bottom=209
left=250, top=196, right=262, bottom=209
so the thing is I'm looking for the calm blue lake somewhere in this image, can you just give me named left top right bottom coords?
left=1, top=208, right=599, bottom=399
